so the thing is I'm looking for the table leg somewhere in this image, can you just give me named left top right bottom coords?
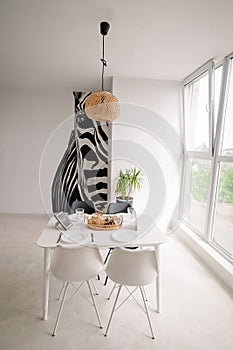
left=43, top=247, right=52, bottom=320
left=155, top=245, right=161, bottom=313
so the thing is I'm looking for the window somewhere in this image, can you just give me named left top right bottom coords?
left=184, top=159, right=211, bottom=236
left=183, top=55, right=233, bottom=262
left=212, top=162, right=233, bottom=256
left=221, top=59, right=233, bottom=155
left=184, top=62, right=212, bottom=153
left=214, top=65, right=223, bottom=132
left=183, top=61, right=213, bottom=238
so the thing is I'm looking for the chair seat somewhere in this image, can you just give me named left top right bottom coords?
left=52, top=245, right=103, bottom=282
left=106, top=248, right=157, bottom=286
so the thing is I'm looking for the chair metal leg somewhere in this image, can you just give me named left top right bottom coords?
left=139, top=286, right=155, bottom=339
left=66, top=282, right=84, bottom=304
left=52, top=282, right=69, bottom=336
left=104, top=248, right=114, bottom=286
left=104, top=275, right=109, bottom=286
left=86, top=281, right=103, bottom=329
left=142, top=286, right=148, bottom=301
left=107, top=283, right=117, bottom=300
left=104, top=285, right=122, bottom=337
left=104, top=248, right=113, bottom=264
left=116, top=286, right=140, bottom=312
left=57, top=282, right=66, bottom=301
left=91, top=279, right=99, bottom=295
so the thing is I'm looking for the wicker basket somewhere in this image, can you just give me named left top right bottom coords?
left=87, top=222, right=122, bottom=231
left=87, top=214, right=123, bottom=231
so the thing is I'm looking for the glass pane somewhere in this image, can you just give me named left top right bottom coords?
left=185, top=73, right=209, bottom=151
left=212, top=162, right=233, bottom=256
left=185, top=159, right=211, bottom=235
left=222, top=59, right=233, bottom=155
left=214, top=65, right=223, bottom=131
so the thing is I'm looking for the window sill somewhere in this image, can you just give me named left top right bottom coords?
left=176, top=223, right=233, bottom=292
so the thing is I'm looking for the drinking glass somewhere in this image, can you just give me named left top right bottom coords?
left=75, top=208, right=85, bottom=227
left=114, top=215, right=123, bottom=227
left=127, top=207, right=136, bottom=220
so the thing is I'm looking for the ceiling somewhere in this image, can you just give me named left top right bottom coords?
left=1, top=0, right=233, bottom=90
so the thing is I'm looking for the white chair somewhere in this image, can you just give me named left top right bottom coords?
left=51, top=243, right=104, bottom=336
left=104, top=247, right=158, bottom=339
left=103, top=202, right=135, bottom=286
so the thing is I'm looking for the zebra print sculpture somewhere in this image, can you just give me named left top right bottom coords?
left=51, top=91, right=110, bottom=213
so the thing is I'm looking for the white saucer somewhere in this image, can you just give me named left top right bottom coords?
left=61, top=229, right=88, bottom=243
left=111, top=230, right=138, bottom=243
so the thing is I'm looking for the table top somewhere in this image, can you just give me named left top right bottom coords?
left=37, top=213, right=166, bottom=248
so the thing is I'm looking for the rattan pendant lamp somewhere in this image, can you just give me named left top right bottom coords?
left=84, top=22, right=120, bottom=122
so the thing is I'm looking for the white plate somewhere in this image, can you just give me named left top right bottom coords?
left=111, top=230, right=138, bottom=243
left=61, top=229, right=88, bottom=243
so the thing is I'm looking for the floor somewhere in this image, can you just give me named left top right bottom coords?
left=0, top=214, right=233, bottom=350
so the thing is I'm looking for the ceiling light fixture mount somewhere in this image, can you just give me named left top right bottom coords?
left=84, top=21, right=120, bottom=123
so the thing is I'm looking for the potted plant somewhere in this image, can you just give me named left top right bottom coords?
left=114, top=167, right=143, bottom=205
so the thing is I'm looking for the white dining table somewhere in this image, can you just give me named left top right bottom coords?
left=37, top=213, right=166, bottom=321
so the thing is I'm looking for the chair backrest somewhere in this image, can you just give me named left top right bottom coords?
left=106, top=248, right=158, bottom=286
left=70, top=200, right=95, bottom=214
left=51, top=244, right=103, bottom=282
left=107, top=202, right=132, bottom=214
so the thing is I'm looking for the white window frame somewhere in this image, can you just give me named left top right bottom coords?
left=182, top=60, right=214, bottom=238
left=183, top=59, right=214, bottom=157
left=207, top=54, right=233, bottom=261
left=182, top=54, right=233, bottom=263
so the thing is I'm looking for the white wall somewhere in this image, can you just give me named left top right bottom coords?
left=113, top=77, right=182, bottom=134
left=0, top=79, right=182, bottom=215
left=0, top=88, right=74, bottom=214
left=112, top=77, right=183, bottom=230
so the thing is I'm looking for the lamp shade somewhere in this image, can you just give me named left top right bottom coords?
left=84, top=91, right=120, bottom=122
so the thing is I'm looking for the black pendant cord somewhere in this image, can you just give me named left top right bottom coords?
left=100, top=35, right=107, bottom=91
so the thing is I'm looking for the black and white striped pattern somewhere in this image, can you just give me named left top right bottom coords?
left=51, top=92, right=110, bottom=213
